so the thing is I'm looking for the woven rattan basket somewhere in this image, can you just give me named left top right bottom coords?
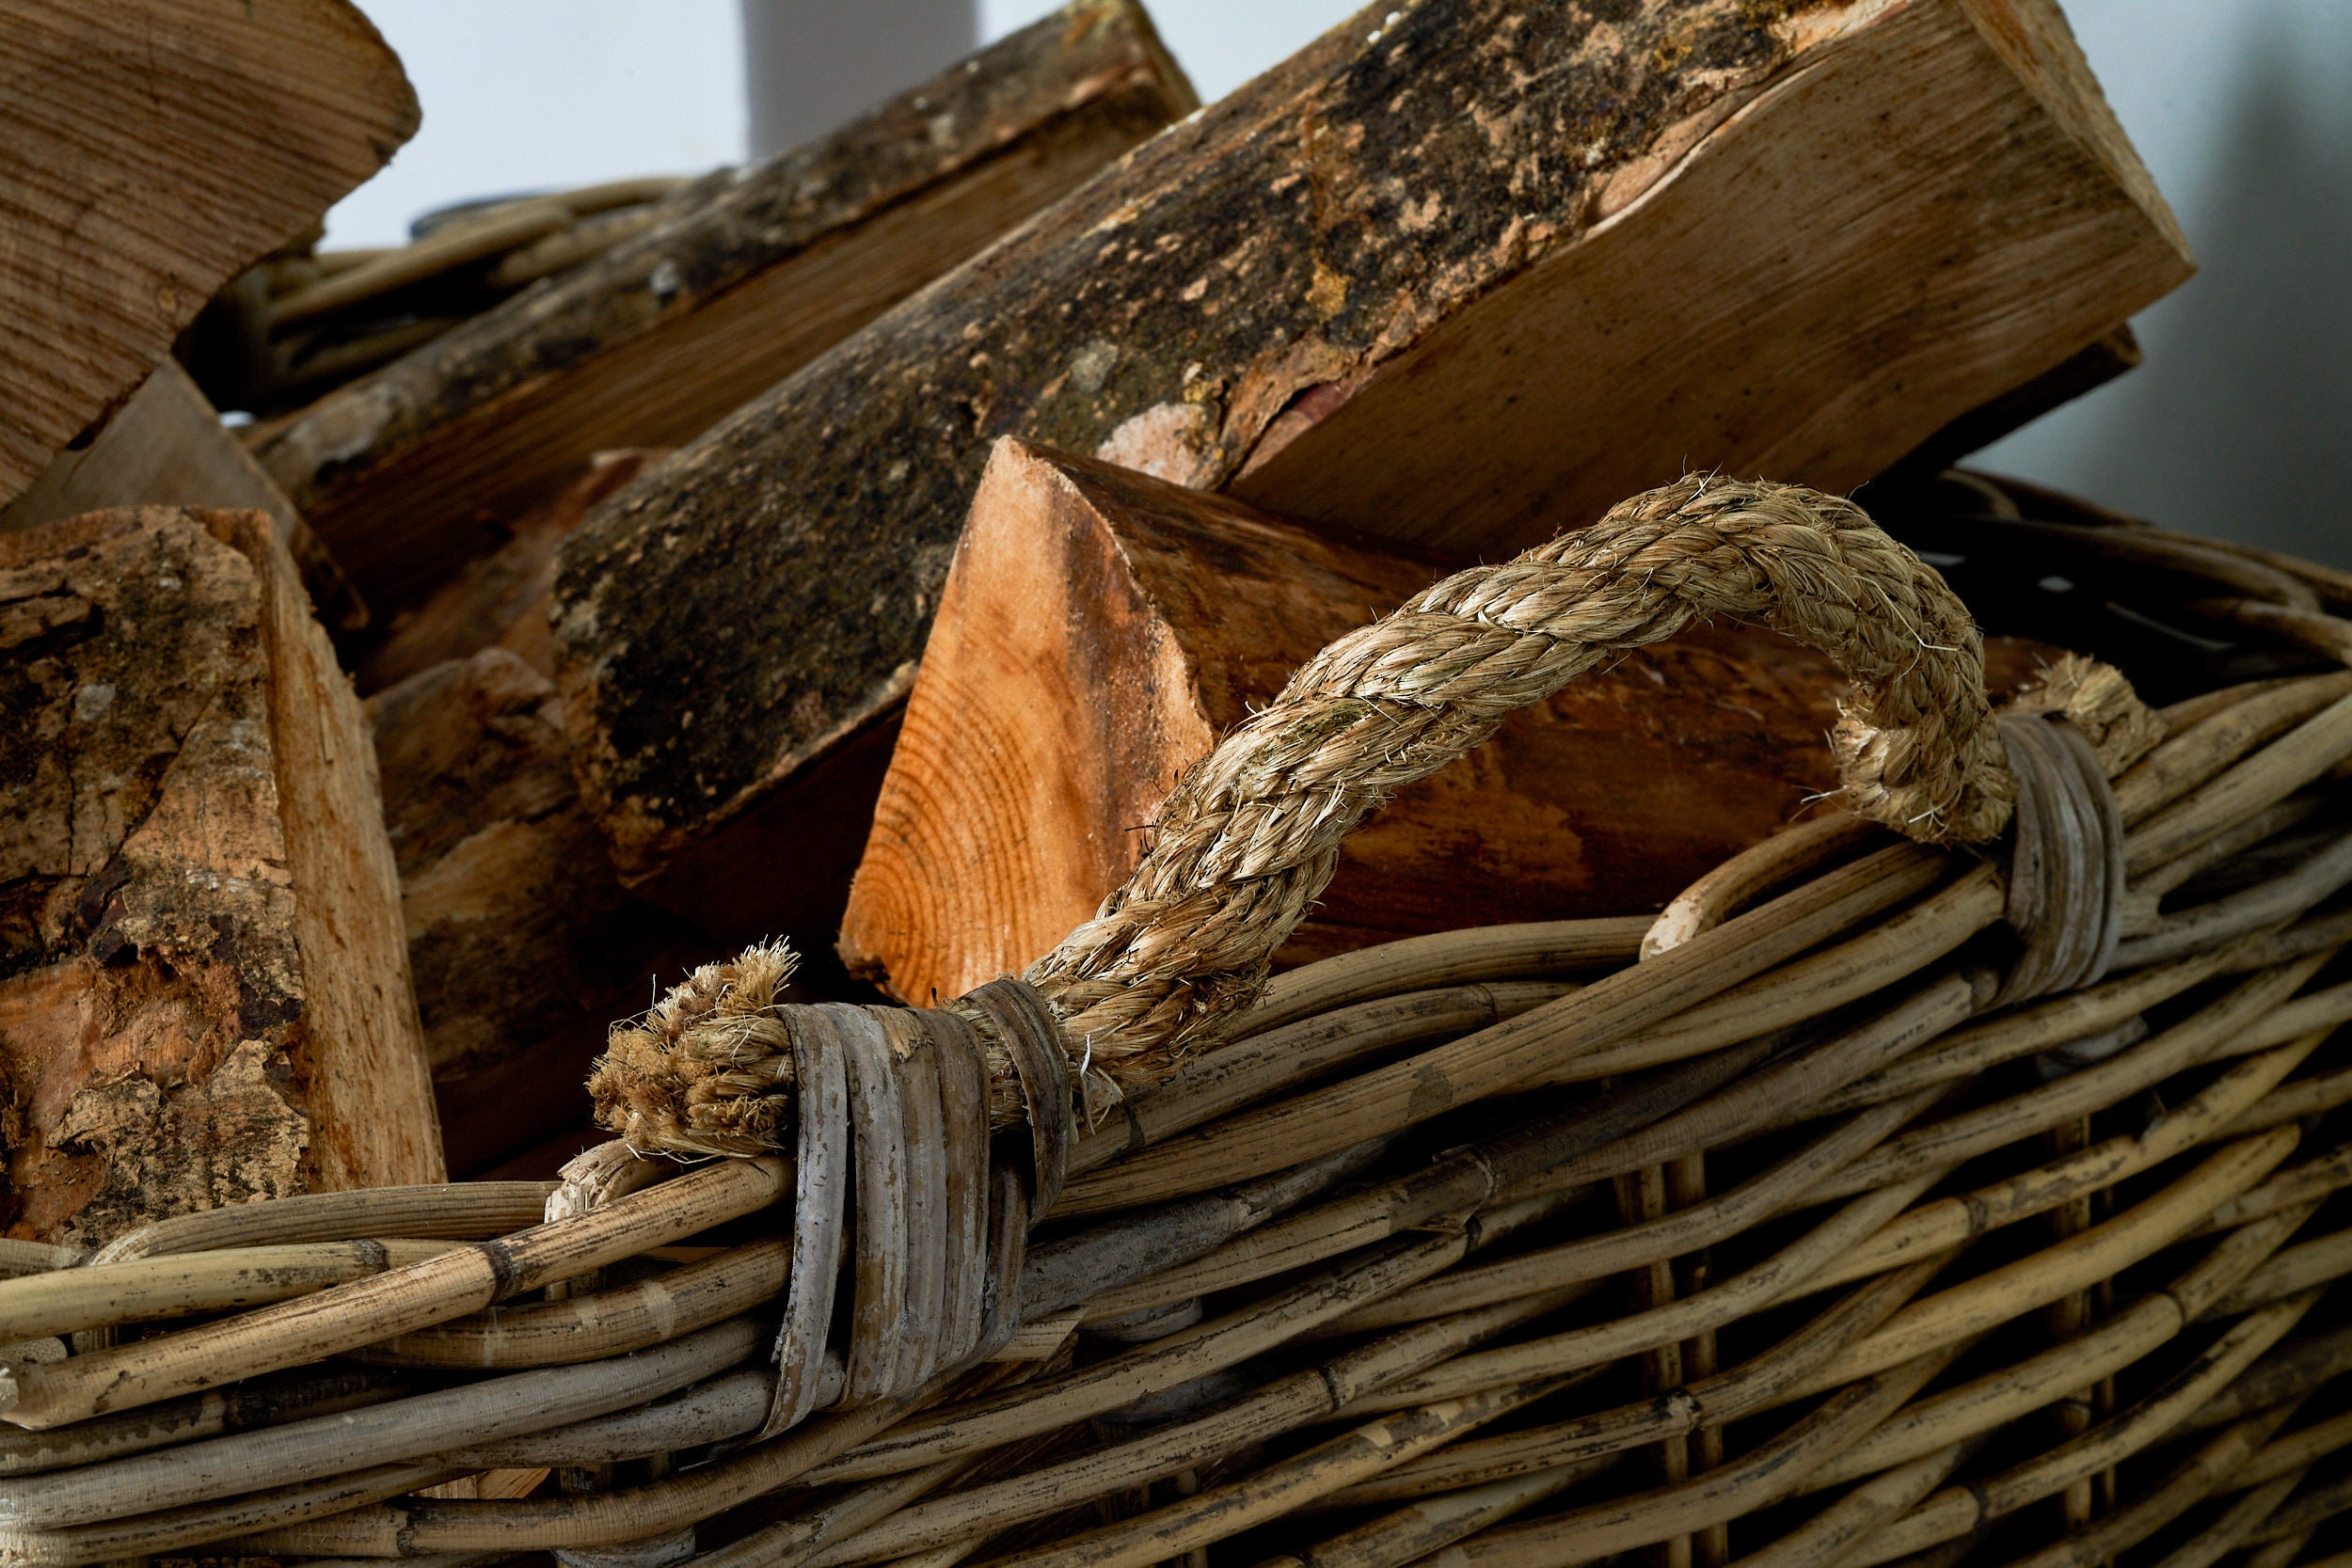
left=7, top=474, right=2352, bottom=1568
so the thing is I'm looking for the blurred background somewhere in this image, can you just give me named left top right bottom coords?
left=322, top=0, right=2351, bottom=564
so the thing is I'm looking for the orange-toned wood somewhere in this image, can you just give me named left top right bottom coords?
left=843, top=442, right=2057, bottom=1005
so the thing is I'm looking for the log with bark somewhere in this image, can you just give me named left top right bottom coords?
left=0, top=508, right=437, bottom=1245
left=839, top=440, right=2062, bottom=1004
left=367, top=644, right=705, bottom=1178
left=352, top=451, right=703, bottom=1176
left=551, top=0, right=2193, bottom=943
left=0, top=0, right=416, bottom=507
left=251, top=0, right=1195, bottom=605
left=354, top=449, right=665, bottom=696
left=0, top=358, right=364, bottom=632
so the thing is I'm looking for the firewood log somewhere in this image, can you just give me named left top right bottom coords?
left=0, top=508, right=437, bottom=1245
left=551, top=0, right=2192, bottom=943
left=354, top=449, right=665, bottom=696
left=367, top=650, right=708, bottom=1177
left=0, top=359, right=363, bottom=632
left=839, top=440, right=2061, bottom=1003
left=250, top=0, right=1195, bottom=606
left=0, top=0, right=415, bottom=506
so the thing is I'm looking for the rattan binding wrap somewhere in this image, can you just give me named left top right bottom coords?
left=7, top=479, right=2352, bottom=1568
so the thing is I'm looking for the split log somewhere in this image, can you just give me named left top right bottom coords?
left=251, top=0, right=1194, bottom=605
left=551, top=0, right=2193, bottom=939
left=839, top=441, right=2060, bottom=1003
left=0, top=508, right=437, bottom=1245
left=0, top=0, right=416, bottom=506
left=355, top=449, right=665, bottom=696
left=0, top=359, right=363, bottom=632
left=366, top=650, right=709, bottom=1177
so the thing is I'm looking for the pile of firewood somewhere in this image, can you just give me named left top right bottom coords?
left=0, top=0, right=2195, bottom=1270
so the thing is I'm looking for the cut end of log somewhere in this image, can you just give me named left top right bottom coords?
left=841, top=441, right=1875, bottom=1006
left=550, top=0, right=2193, bottom=905
left=0, top=0, right=418, bottom=504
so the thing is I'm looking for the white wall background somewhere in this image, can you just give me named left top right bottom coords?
left=323, top=1, right=2351, bottom=561
left=324, top=1, right=745, bottom=250
left=1973, top=0, right=2352, bottom=566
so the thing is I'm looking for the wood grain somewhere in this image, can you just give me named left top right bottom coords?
left=252, top=0, right=1193, bottom=605
left=839, top=442, right=2060, bottom=1002
left=553, top=0, right=2190, bottom=914
left=0, top=359, right=362, bottom=631
left=0, top=0, right=416, bottom=503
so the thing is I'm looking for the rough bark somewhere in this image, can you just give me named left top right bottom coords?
left=367, top=650, right=708, bottom=1177
left=0, top=359, right=364, bottom=633
left=354, top=450, right=664, bottom=697
left=552, top=0, right=2192, bottom=935
left=0, top=508, right=437, bottom=1245
left=838, top=441, right=2059, bottom=1002
left=252, top=0, right=1195, bottom=606
left=0, top=0, right=416, bottom=505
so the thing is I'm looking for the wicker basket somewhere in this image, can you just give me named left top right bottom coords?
left=5, top=474, right=2352, bottom=1568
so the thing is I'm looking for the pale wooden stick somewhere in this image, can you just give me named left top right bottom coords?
left=89, top=1182, right=555, bottom=1263
left=806, top=1226, right=1517, bottom=1484
left=1802, top=1205, right=2319, bottom=1490
left=0, top=1365, right=409, bottom=1479
left=438, top=1365, right=776, bottom=1468
left=0, top=1239, right=458, bottom=1342
left=2234, top=1410, right=2352, bottom=1487
left=1730, top=1439, right=1975, bottom=1568
left=1052, top=846, right=1947, bottom=1215
left=1641, top=814, right=1882, bottom=959
left=1790, top=1030, right=2329, bottom=1299
left=1379, top=1348, right=1963, bottom=1568
left=233, top=1394, right=914, bottom=1555
left=1325, top=1094, right=1930, bottom=1337
left=2112, top=673, right=2352, bottom=826
left=1076, top=1041, right=1788, bottom=1323
left=0, top=1242, right=80, bottom=1281
left=1831, top=1293, right=2321, bottom=1568
left=355, top=1240, right=787, bottom=1370
left=1549, top=870, right=2003, bottom=1083
left=1, top=1156, right=786, bottom=1429
left=1800, top=947, right=2234, bottom=1122
left=2148, top=1471, right=2304, bottom=1568
left=3, top=1317, right=762, bottom=1529
left=1338, top=1172, right=1942, bottom=1417
left=2129, top=793, right=2327, bottom=908
left=1535, top=974, right=1984, bottom=1176
left=1806, top=955, right=2328, bottom=1204
left=2190, top=1141, right=2352, bottom=1237
left=2000, top=1403, right=2304, bottom=1568
left=1245, top=923, right=1645, bottom=1036
left=959, top=1373, right=1571, bottom=1568
left=2181, top=1321, right=2352, bottom=1433
left=1785, top=1128, right=2298, bottom=1394
left=1074, top=982, right=1572, bottom=1179
left=0, top=1459, right=458, bottom=1566
left=2207, top=1225, right=2352, bottom=1318
left=2127, top=694, right=2352, bottom=874
left=1319, top=1253, right=1954, bottom=1511
left=1276, top=1458, right=1622, bottom=1568
left=770, top=1291, right=1579, bottom=1566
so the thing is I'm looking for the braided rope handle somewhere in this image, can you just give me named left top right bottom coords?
left=595, top=476, right=2160, bottom=1158
left=1024, top=476, right=2018, bottom=1072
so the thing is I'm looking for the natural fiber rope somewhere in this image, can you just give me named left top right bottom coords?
left=587, top=478, right=2163, bottom=1156
left=1026, top=476, right=2014, bottom=1069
